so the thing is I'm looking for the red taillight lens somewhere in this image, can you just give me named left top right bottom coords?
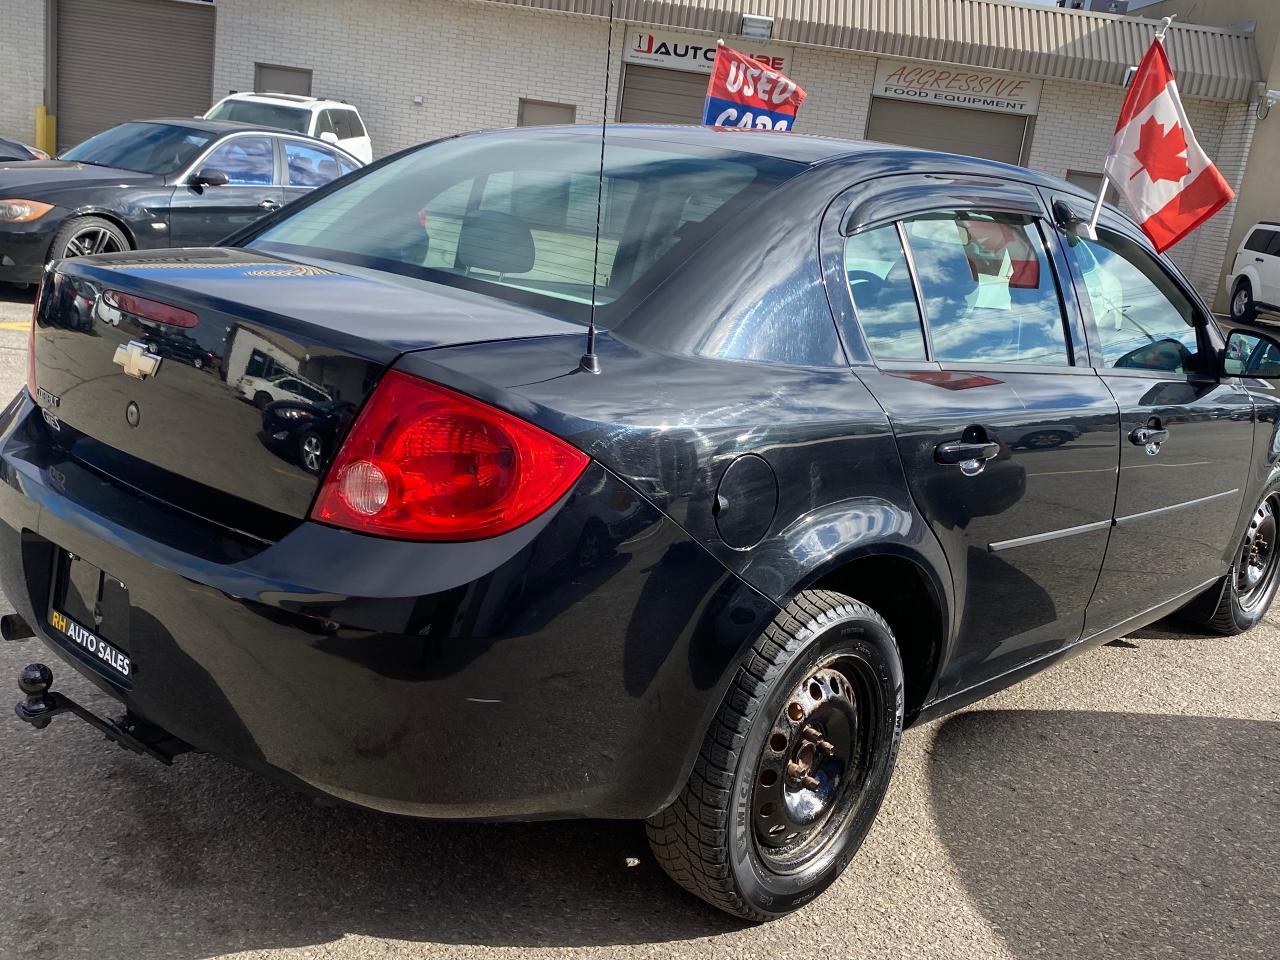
left=26, top=276, right=42, bottom=401
left=102, top=289, right=198, bottom=328
left=311, top=372, right=590, bottom=541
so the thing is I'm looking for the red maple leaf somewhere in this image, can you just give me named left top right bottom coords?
left=1130, top=116, right=1191, bottom=183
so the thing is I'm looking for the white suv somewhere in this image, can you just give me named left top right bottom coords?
left=205, top=93, right=373, bottom=163
left=1226, top=222, right=1280, bottom=322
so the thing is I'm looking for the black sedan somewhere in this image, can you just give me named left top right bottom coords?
left=0, top=118, right=361, bottom=285
left=0, top=136, right=47, bottom=162
left=7, top=125, right=1280, bottom=921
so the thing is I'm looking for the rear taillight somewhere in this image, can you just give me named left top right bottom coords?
left=100, top=290, right=198, bottom=328
left=311, top=372, right=589, bottom=541
left=26, top=276, right=42, bottom=400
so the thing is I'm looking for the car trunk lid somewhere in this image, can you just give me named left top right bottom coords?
left=30, top=247, right=582, bottom=527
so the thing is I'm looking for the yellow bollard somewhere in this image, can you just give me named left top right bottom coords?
left=34, top=104, right=57, bottom=156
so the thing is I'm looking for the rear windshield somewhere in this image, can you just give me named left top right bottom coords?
left=207, top=100, right=311, bottom=134
left=61, top=122, right=216, bottom=175
left=250, top=132, right=800, bottom=321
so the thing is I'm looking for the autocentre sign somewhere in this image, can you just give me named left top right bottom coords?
left=624, top=28, right=792, bottom=75
left=873, top=58, right=1042, bottom=115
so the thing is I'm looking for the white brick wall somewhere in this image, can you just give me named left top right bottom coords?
left=787, top=45, right=878, bottom=140
left=213, top=0, right=618, bottom=156
left=0, top=0, right=45, bottom=143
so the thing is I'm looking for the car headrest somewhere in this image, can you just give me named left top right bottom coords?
left=455, top=211, right=535, bottom=275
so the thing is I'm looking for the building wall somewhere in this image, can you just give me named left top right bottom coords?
left=213, top=0, right=619, bottom=156
left=1147, top=0, right=1279, bottom=308
left=0, top=0, right=45, bottom=143
left=786, top=45, right=878, bottom=140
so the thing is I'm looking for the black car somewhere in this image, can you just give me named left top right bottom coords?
left=0, top=136, right=47, bottom=162
left=6, top=125, right=1280, bottom=921
left=259, top=397, right=357, bottom=474
left=0, top=119, right=361, bottom=286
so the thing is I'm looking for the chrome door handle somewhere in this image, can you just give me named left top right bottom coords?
left=935, top=440, right=1000, bottom=465
left=258, top=199, right=280, bottom=211
left=1129, top=427, right=1169, bottom=446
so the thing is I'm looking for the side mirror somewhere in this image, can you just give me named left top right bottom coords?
left=1225, top=328, right=1280, bottom=379
left=318, top=131, right=340, bottom=145
left=191, top=167, right=229, bottom=187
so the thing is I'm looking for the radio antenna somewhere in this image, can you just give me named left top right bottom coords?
left=579, top=0, right=615, bottom=375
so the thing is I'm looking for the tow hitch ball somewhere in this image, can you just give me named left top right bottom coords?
left=14, top=663, right=191, bottom=765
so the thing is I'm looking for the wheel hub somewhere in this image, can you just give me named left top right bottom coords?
left=1238, top=496, right=1279, bottom=606
left=751, top=664, right=862, bottom=867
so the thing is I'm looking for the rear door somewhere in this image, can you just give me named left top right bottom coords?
left=168, top=135, right=284, bottom=246
left=1263, top=230, right=1280, bottom=305
left=1049, top=195, right=1255, bottom=634
left=280, top=138, right=359, bottom=206
left=828, top=178, right=1120, bottom=697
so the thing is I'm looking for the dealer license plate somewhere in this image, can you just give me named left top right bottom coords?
left=47, top=552, right=133, bottom=685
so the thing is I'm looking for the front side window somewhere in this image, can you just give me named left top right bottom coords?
left=203, top=136, right=275, bottom=185
left=843, top=223, right=925, bottom=360
left=1244, top=228, right=1276, bottom=254
left=252, top=134, right=790, bottom=319
left=284, top=140, right=347, bottom=186
left=904, top=212, right=1070, bottom=366
left=1064, top=229, right=1202, bottom=373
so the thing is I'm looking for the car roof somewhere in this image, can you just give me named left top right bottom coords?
left=130, top=117, right=291, bottom=134
left=219, top=92, right=354, bottom=110
left=486, top=123, right=1093, bottom=195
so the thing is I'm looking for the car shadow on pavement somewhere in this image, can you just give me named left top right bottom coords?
left=4, top=743, right=741, bottom=959
left=929, top=708, right=1279, bottom=960
left=0, top=283, right=36, bottom=306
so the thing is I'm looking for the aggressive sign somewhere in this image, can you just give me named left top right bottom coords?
left=873, top=59, right=1041, bottom=116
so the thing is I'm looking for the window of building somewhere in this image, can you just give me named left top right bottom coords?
left=254, top=64, right=313, bottom=97
left=517, top=99, right=577, bottom=127
left=903, top=212, right=1070, bottom=366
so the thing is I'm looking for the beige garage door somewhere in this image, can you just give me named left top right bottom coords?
left=619, top=65, right=708, bottom=124
left=57, top=0, right=215, bottom=151
left=865, top=97, right=1028, bottom=165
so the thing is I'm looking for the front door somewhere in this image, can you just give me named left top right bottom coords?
left=169, top=135, right=283, bottom=247
left=834, top=193, right=1120, bottom=697
left=1051, top=202, right=1255, bottom=634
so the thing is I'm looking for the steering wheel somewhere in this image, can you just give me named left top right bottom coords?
left=847, top=269, right=887, bottom=305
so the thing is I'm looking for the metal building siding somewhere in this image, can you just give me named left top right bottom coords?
left=57, top=0, right=215, bottom=151
left=489, top=0, right=1260, bottom=101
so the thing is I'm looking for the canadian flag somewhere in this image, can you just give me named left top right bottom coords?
left=1102, top=37, right=1234, bottom=252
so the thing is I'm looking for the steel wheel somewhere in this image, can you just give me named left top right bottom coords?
left=62, top=226, right=125, bottom=258
left=1236, top=493, right=1279, bottom=611
left=751, top=656, right=876, bottom=872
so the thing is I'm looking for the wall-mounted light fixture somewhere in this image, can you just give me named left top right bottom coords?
left=740, top=14, right=774, bottom=40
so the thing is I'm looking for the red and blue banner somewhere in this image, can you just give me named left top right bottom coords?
left=703, top=43, right=806, bottom=132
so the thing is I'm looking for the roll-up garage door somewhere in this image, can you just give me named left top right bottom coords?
left=865, top=97, right=1028, bottom=165
left=57, top=0, right=215, bottom=151
left=619, top=65, right=708, bottom=124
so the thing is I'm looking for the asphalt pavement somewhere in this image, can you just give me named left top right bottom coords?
left=0, top=282, right=1276, bottom=960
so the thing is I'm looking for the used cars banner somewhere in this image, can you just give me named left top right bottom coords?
left=702, top=43, right=806, bottom=131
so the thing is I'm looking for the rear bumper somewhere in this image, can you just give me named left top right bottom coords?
left=0, top=391, right=775, bottom=819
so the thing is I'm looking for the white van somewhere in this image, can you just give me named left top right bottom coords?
left=205, top=93, right=373, bottom=164
left=1226, top=222, right=1280, bottom=321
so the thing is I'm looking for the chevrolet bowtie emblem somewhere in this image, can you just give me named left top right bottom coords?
left=113, top=341, right=161, bottom=380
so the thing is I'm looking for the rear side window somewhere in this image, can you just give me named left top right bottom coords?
left=1064, top=228, right=1202, bottom=373
left=843, top=224, right=925, bottom=360
left=284, top=140, right=347, bottom=186
left=904, top=212, right=1070, bottom=366
left=252, top=134, right=791, bottom=319
left=1245, top=228, right=1277, bottom=254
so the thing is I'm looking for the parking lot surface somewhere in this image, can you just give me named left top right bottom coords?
left=0, top=283, right=1276, bottom=960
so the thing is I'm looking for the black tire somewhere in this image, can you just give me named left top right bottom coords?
left=646, top=589, right=904, bottom=920
left=1185, top=484, right=1280, bottom=635
left=48, top=215, right=130, bottom=262
left=253, top=391, right=273, bottom=409
left=1231, top=280, right=1257, bottom=323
